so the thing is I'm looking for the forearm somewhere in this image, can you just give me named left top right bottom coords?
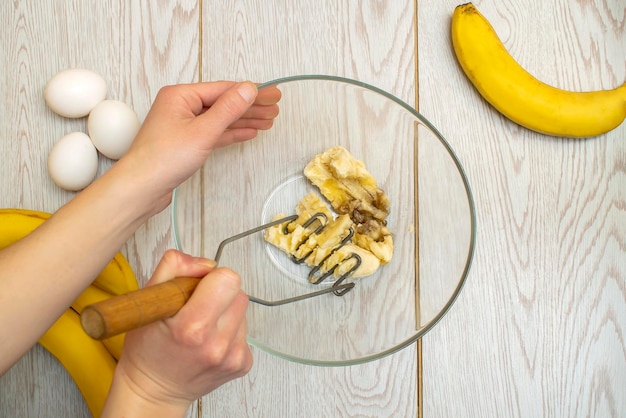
left=0, top=157, right=161, bottom=374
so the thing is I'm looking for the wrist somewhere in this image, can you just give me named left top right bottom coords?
left=109, top=149, right=180, bottom=218
left=105, top=155, right=173, bottom=218
left=102, top=362, right=192, bottom=418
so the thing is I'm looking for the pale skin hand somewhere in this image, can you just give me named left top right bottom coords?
left=0, top=81, right=280, bottom=375
left=122, top=81, right=282, bottom=209
left=102, top=250, right=251, bottom=417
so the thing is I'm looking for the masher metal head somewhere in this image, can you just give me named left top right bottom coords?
left=214, top=214, right=359, bottom=306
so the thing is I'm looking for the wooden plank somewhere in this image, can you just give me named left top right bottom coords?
left=418, top=1, right=626, bottom=417
left=198, top=1, right=419, bottom=417
left=0, top=1, right=199, bottom=416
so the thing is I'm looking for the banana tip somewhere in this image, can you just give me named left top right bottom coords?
left=455, top=3, right=477, bottom=14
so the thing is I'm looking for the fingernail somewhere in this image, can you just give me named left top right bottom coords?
left=193, top=257, right=216, bottom=268
left=237, top=82, right=257, bottom=104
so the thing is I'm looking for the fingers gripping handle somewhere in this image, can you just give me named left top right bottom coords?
left=80, top=277, right=201, bottom=340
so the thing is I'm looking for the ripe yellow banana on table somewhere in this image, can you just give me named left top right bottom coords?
left=71, top=284, right=127, bottom=361
left=451, top=2, right=626, bottom=138
left=0, top=208, right=138, bottom=295
left=0, top=208, right=140, bottom=417
left=38, top=308, right=117, bottom=417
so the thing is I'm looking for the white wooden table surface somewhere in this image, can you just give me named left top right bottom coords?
left=1, top=1, right=624, bottom=417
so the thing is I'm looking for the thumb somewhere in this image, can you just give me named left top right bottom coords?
left=200, top=81, right=258, bottom=136
left=145, top=249, right=216, bottom=287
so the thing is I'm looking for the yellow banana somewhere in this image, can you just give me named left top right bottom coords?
left=38, top=308, right=116, bottom=418
left=71, top=285, right=126, bottom=361
left=0, top=208, right=142, bottom=416
left=93, top=251, right=138, bottom=296
left=451, top=3, right=626, bottom=138
left=0, top=208, right=50, bottom=248
left=0, top=208, right=139, bottom=295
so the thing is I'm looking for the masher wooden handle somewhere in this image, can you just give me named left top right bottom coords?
left=80, top=277, right=201, bottom=340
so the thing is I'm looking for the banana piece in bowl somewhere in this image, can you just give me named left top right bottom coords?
left=264, top=146, right=394, bottom=281
left=304, top=146, right=390, bottom=224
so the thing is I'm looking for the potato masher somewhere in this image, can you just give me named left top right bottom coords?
left=81, top=214, right=361, bottom=340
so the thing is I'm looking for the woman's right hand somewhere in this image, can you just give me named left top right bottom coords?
left=102, top=249, right=252, bottom=417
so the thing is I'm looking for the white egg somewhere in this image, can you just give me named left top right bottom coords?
left=44, top=69, right=108, bottom=118
left=48, top=132, right=99, bottom=191
left=88, top=100, right=140, bottom=160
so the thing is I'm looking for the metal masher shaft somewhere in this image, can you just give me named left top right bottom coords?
left=249, top=282, right=355, bottom=306
left=214, top=214, right=298, bottom=264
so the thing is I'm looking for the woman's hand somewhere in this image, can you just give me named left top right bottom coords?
left=102, top=249, right=251, bottom=417
left=118, top=81, right=281, bottom=213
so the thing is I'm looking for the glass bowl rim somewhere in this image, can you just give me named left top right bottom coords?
left=172, top=74, right=477, bottom=366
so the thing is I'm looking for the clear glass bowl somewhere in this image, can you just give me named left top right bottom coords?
left=172, top=75, right=476, bottom=366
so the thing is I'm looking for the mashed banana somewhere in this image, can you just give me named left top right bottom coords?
left=265, top=146, right=393, bottom=280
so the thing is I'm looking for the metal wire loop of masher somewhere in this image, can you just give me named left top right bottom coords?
left=213, top=214, right=359, bottom=306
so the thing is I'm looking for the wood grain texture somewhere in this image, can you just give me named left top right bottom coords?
left=0, top=1, right=199, bottom=417
left=418, top=0, right=625, bottom=417
left=4, top=0, right=621, bottom=417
